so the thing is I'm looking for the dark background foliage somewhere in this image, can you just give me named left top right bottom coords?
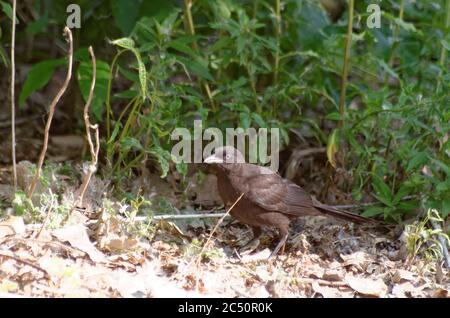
left=0, top=0, right=449, bottom=223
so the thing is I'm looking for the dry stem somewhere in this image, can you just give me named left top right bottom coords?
left=27, top=27, right=73, bottom=198
left=10, top=0, right=17, bottom=190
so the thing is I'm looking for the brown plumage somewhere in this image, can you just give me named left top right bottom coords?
left=204, top=146, right=369, bottom=258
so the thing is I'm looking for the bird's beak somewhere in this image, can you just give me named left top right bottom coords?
left=204, top=155, right=223, bottom=164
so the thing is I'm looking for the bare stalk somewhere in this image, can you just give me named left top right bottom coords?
left=77, top=46, right=100, bottom=205
left=10, top=0, right=17, bottom=190
left=27, top=27, right=73, bottom=198
left=338, top=0, right=354, bottom=128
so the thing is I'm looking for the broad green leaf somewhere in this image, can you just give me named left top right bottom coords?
left=0, top=0, right=17, bottom=22
left=111, top=0, right=140, bottom=35
left=406, top=152, right=428, bottom=172
left=393, top=184, right=411, bottom=204
left=19, top=59, right=65, bottom=107
left=176, top=56, right=214, bottom=81
left=168, top=40, right=197, bottom=58
left=111, top=37, right=136, bottom=50
left=77, top=60, right=111, bottom=121
left=120, top=137, right=143, bottom=151
left=371, top=175, right=393, bottom=206
left=148, top=146, right=172, bottom=178
left=362, top=207, right=384, bottom=217
left=111, top=37, right=147, bottom=99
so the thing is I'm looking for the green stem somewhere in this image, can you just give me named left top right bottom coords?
left=106, top=50, right=125, bottom=141
left=338, top=0, right=354, bottom=129
left=437, top=0, right=450, bottom=92
left=272, top=0, right=281, bottom=115
left=247, top=65, right=261, bottom=114
left=385, top=0, right=404, bottom=84
left=183, top=0, right=216, bottom=111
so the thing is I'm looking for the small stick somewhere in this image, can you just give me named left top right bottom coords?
left=10, top=0, right=17, bottom=190
left=64, top=46, right=99, bottom=224
left=27, top=27, right=73, bottom=198
left=195, top=192, right=246, bottom=265
left=77, top=46, right=99, bottom=205
left=0, top=250, right=50, bottom=279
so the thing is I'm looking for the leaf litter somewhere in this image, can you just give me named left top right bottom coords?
left=0, top=165, right=449, bottom=298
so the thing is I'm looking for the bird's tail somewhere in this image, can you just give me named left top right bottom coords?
left=313, top=202, right=370, bottom=224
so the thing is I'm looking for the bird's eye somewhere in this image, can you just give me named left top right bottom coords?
left=225, top=154, right=231, bottom=160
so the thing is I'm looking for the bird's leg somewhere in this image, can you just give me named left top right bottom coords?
left=269, top=228, right=289, bottom=259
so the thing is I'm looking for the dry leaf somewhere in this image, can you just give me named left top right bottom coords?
left=52, top=224, right=106, bottom=263
left=392, top=269, right=415, bottom=283
left=0, top=216, right=25, bottom=239
left=345, top=275, right=388, bottom=297
left=312, top=281, right=341, bottom=298
left=391, top=282, right=416, bottom=298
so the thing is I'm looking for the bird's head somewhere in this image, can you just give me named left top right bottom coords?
left=204, top=146, right=246, bottom=165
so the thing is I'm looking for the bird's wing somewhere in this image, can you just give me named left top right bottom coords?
left=234, top=170, right=320, bottom=216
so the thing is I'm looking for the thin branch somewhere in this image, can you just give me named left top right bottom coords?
left=0, top=250, right=50, bottom=279
left=196, top=191, right=246, bottom=263
left=77, top=46, right=100, bottom=204
left=64, top=46, right=99, bottom=224
left=27, top=27, right=73, bottom=199
left=10, top=0, right=17, bottom=191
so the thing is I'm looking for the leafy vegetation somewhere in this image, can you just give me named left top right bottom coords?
left=1, top=0, right=449, bottom=224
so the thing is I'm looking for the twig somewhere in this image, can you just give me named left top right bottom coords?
left=10, top=0, right=17, bottom=191
left=195, top=192, right=246, bottom=265
left=77, top=46, right=100, bottom=205
left=0, top=250, right=50, bottom=279
left=27, top=27, right=73, bottom=198
left=299, top=277, right=348, bottom=288
left=175, top=193, right=246, bottom=282
left=63, top=47, right=99, bottom=224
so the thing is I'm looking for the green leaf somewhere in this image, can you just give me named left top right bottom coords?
left=406, top=152, right=428, bottom=172
left=77, top=60, right=111, bottom=121
left=168, top=39, right=197, bottom=58
left=120, top=137, right=143, bottom=151
left=111, top=37, right=136, bottom=50
left=111, top=37, right=147, bottom=99
left=111, top=0, right=140, bottom=35
left=176, top=56, right=214, bottom=81
left=393, top=184, right=410, bottom=204
left=326, top=129, right=339, bottom=168
left=371, top=175, right=393, bottom=206
left=441, top=39, right=450, bottom=52
left=19, top=59, right=65, bottom=107
left=239, top=112, right=250, bottom=129
left=0, top=0, right=17, bottom=23
left=362, top=207, right=384, bottom=217
left=148, top=147, right=172, bottom=178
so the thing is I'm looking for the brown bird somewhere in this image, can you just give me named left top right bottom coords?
left=204, top=146, right=369, bottom=258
